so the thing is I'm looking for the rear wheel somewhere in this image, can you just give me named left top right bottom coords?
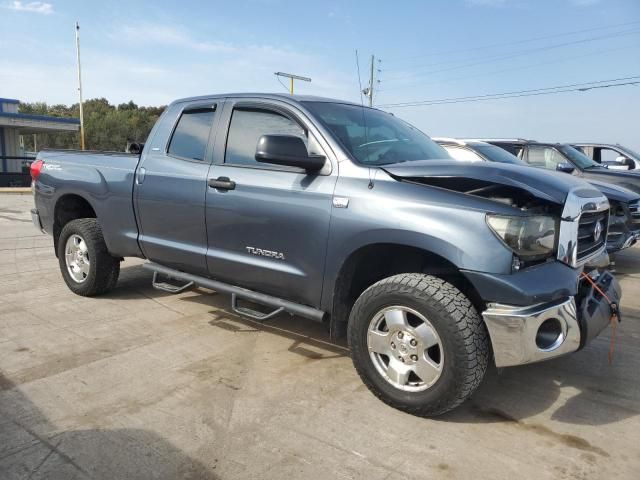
left=57, top=218, right=120, bottom=296
left=348, top=273, right=489, bottom=416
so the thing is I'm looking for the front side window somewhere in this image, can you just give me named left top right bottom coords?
left=526, top=146, right=566, bottom=170
left=443, top=146, right=482, bottom=162
left=557, top=145, right=599, bottom=169
left=303, top=101, right=448, bottom=166
left=599, top=147, right=625, bottom=163
left=167, top=108, right=216, bottom=161
left=225, top=108, right=307, bottom=167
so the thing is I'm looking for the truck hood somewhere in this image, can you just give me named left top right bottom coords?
left=586, top=179, right=639, bottom=203
left=582, top=167, right=640, bottom=195
left=584, top=165, right=640, bottom=177
left=382, top=160, right=603, bottom=205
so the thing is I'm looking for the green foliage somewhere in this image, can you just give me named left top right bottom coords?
left=19, top=99, right=166, bottom=152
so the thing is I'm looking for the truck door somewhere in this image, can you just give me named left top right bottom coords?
left=134, top=100, right=220, bottom=275
left=204, top=98, right=337, bottom=307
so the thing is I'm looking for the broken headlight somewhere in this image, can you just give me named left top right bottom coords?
left=486, top=214, right=558, bottom=260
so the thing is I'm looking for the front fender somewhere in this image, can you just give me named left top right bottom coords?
left=320, top=174, right=515, bottom=313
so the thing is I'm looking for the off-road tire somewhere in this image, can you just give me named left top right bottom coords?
left=348, top=273, right=489, bottom=416
left=57, top=218, right=120, bottom=296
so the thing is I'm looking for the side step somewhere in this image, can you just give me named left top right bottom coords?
left=152, top=271, right=194, bottom=293
left=143, top=262, right=325, bottom=323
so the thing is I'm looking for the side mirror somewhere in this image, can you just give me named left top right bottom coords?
left=255, top=135, right=325, bottom=172
left=615, top=155, right=634, bottom=169
left=556, top=162, right=575, bottom=174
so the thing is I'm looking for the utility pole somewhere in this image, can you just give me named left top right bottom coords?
left=274, top=72, right=312, bottom=95
left=368, top=55, right=375, bottom=107
left=75, top=21, right=86, bottom=150
left=361, top=55, right=380, bottom=106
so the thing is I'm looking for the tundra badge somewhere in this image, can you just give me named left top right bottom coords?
left=246, top=246, right=285, bottom=260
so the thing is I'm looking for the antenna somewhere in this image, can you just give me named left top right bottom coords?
left=355, top=50, right=374, bottom=189
left=274, top=72, right=311, bottom=95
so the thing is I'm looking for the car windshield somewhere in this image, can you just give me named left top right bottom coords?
left=303, top=101, right=449, bottom=166
left=558, top=144, right=601, bottom=169
left=472, top=144, right=525, bottom=165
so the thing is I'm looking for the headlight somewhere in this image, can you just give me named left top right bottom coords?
left=486, top=214, right=558, bottom=260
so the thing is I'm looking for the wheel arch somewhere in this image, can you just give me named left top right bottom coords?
left=327, top=242, right=485, bottom=340
left=52, top=193, right=97, bottom=256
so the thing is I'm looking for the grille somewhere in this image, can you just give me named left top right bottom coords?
left=577, top=210, right=608, bottom=261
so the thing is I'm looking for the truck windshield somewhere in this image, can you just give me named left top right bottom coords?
left=557, top=144, right=601, bottom=169
left=472, top=144, right=524, bottom=165
left=303, top=102, right=449, bottom=166
left=620, top=145, right=640, bottom=160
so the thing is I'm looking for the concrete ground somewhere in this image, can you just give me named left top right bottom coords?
left=1, top=193, right=639, bottom=480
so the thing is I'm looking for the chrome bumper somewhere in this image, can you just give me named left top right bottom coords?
left=483, top=270, right=621, bottom=367
left=483, top=298, right=580, bottom=367
left=30, top=208, right=45, bottom=233
left=622, top=231, right=640, bottom=249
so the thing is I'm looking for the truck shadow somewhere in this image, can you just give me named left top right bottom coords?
left=109, top=265, right=637, bottom=427
left=0, top=373, right=218, bottom=479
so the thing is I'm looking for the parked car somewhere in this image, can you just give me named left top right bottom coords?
left=572, top=143, right=640, bottom=171
left=480, top=139, right=640, bottom=195
left=434, top=138, right=640, bottom=253
left=30, top=94, right=620, bottom=416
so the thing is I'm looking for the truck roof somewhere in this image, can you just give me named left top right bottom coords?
left=171, top=93, right=364, bottom=107
left=432, top=137, right=492, bottom=147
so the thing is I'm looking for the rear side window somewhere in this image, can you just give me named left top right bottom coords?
left=225, top=108, right=306, bottom=167
left=526, top=146, right=565, bottom=170
left=168, top=107, right=216, bottom=161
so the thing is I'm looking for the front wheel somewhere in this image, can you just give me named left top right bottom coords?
left=57, top=218, right=120, bottom=296
left=348, top=273, right=489, bottom=416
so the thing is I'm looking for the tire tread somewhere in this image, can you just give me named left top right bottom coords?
left=348, top=273, right=489, bottom=416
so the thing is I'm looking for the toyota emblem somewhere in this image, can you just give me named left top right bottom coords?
left=593, top=220, right=603, bottom=242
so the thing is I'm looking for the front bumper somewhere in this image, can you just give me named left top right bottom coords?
left=482, top=270, right=621, bottom=367
left=606, top=203, right=640, bottom=253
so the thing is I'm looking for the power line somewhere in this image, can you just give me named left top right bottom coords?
left=383, top=28, right=640, bottom=81
left=386, top=19, right=640, bottom=65
left=378, top=76, right=640, bottom=108
left=377, top=43, right=637, bottom=92
left=275, top=76, right=290, bottom=92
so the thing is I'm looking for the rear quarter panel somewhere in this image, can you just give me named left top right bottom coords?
left=34, top=151, right=143, bottom=257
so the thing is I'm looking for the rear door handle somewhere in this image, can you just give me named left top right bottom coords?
left=208, top=176, right=236, bottom=191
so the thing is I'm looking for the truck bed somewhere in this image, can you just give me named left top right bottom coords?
left=34, top=149, right=143, bottom=258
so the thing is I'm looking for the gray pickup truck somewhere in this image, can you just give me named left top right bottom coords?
left=30, top=94, right=621, bottom=416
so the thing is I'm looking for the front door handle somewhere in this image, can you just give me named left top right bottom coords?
left=136, top=167, right=146, bottom=185
left=208, top=176, right=236, bottom=191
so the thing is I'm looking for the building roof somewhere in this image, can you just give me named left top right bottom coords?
left=0, top=111, right=80, bottom=133
left=0, top=112, right=80, bottom=124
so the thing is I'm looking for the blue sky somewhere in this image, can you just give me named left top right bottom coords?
left=1, top=0, right=639, bottom=148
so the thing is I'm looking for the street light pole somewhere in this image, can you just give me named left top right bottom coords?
left=75, top=21, right=86, bottom=150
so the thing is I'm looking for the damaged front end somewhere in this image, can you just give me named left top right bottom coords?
left=383, top=160, right=618, bottom=367
left=383, top=161, right=609, bottom=269
left=607, top=199, right=640, bottom=252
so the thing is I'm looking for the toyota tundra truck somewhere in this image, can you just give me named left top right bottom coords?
left=30, top=94, right=621, bottom=416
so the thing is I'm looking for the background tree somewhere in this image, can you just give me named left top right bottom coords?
left=19, top=99, right=166, bottom=152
